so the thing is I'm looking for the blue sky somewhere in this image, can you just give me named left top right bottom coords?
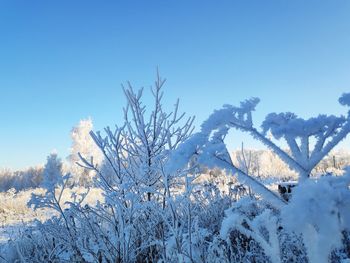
left=1, top=1, right=350, bottom=169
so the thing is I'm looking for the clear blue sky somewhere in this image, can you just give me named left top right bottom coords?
left=1, top=1, right=350, bottom=169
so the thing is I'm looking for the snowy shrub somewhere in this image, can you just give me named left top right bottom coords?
left=220, top=197, right=279, bottom=263
left=3, top=224, right=67, bottom=262
left=192, top=182, right=232, bottom=235
left=169, top=92, right=350, bottom=262
left=281, top=172, right=350, bottom=263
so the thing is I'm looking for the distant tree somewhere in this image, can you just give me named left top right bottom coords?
left=13, top=166, right=43, bottom=190
left=42, top=153, right=63, bottom=190
left=234, top=142, right=261, bottom=178
left=258, top=150, right=297, bottom=180
left=0, top=166, right=44, bottom=192
left=313, top=149, right=350, bottom=175
left=0, top=168, right=14, bottom=191
left=24, top=166, right=43, bottom=187
left=69, top=118, right=103, bottom=185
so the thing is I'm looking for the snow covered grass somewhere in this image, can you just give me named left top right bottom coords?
left=0, top=187, right=103, bottom=244
left=0, top=173, right=233, bottom=237
left=0, top=189, right=47, bottom=227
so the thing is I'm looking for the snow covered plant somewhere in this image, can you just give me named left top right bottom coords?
left=76, top=73, right=198, bottom=262
left=167, top=97, right=286, bottom=207
left=220, top=197, right=279, bottom=263
left=22, top=153, right=94, bottom=262
left=169, top=93, right=350, bottom=206
left=281, top=171, right=350, bottom=263
left=169, top=92, right=350, bottom=262
left=262, top=94, right=350, bottom=181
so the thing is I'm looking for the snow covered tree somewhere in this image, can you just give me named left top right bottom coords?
left=41, top=153, right=63, bottom=190
left=232, top=148, right=297, bottom=181
left=0, top=168, right=14, bottom=191
left=69, top=118, right=103, bottom=185
left=77, top=72, right=195, bottom=262
left=258, top=150, right=297, bottom=180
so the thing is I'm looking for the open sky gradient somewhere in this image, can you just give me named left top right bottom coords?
left=1, top=1, right=350, bottom=169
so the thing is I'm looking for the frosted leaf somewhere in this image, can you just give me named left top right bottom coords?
left=239, top=97, right=260, bottom=112
left=339, top=93, right=350, bottom=107
left=201, top=97, right=260, bottom=134
left=262, top=113, right=345, bottom=139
